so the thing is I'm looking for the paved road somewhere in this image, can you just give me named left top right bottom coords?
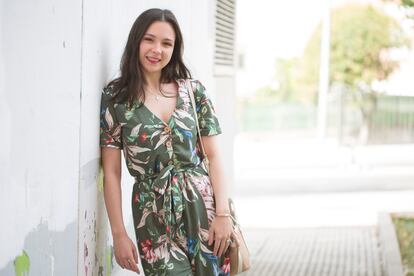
left=241, top=227, right=383, bottom=276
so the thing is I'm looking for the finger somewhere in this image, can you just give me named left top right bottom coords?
left=218, top=239, right=227, bottom=257
left=124, top=260, right=131, bottom=271
left=121, top=258, right=129, bottom=270
left=128, top=259, right=139, bottom=273
left=208, top=227, right=214, bottom=246
left=233, top=237, right=240, bottom=248
left=231, top=232, right=240, bottom=248
left=132, top=245, right=139, bottom=264
left=116, top=256, right=125, bottom=269
left=225, top=237, right=233, bottom=252
left=124, top=254, right=133, bottom=270
left=223, top=242, right=230, bottom=256
left=122, top=249, right=135, bottom=272
left=115, top=256, right=123, bottom=269
left=213, top=239, right=220, bottom=256
left=132, top=248, right=140, bottom=273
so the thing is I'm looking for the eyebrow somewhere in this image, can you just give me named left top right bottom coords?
left=144, top=33, right=174, bottom=42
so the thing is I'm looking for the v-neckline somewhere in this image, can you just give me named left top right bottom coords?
left=142, top=79, right=182, bottom=126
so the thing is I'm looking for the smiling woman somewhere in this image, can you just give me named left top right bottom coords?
left=139, top=22, right=175, bottom=75
left=99, top=8, right=236, bottom=276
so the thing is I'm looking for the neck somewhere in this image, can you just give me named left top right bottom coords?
left=143, top=73, right=162, bottom=91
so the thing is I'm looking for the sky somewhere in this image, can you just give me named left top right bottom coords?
left=235, top=0, right=327, bottom=97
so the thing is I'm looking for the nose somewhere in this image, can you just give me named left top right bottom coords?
left=152, top=43, right=162, bottom=54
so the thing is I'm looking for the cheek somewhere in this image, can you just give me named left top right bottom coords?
left=164, top=49, right=174, bottom=60
left=138, top=52, right=145, bottom=65
left=139, top=42, right=150, bottom=55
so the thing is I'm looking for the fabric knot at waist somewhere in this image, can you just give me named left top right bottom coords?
left=134, top=164, right=206, bottom=193
left=133, top=164, right=207, bottom=241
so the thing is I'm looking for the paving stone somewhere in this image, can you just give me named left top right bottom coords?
left=240, top=227, right=384, bottom=276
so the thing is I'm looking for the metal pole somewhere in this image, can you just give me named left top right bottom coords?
left=317, top=0, right=331, bottom=139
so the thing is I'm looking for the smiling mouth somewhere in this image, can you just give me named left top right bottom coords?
left=146, top=56, right=160, bottom=64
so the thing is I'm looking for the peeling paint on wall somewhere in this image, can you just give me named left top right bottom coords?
left=78, top=158, right=143, bottom=275
left=13, top=250, right=30, bottom=276
left=80, top=158, right=114, bottom=275
left=84, top=242, right=89, bottom=275
left=106, top=246, right=114, bottom=276
left=0, top=220, right=77, bottom=275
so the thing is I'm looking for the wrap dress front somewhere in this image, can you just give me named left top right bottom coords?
left=100, top=79, right=230, bottom=276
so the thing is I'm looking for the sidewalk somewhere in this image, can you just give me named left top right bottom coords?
left=232, top=134, right=413, bottom=276
left=233, top=192, right=405, bottom=276
left=242, top=227, right=383, bottom=276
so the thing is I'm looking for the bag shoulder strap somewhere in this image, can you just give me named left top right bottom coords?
left=185, top=79, right=208, bottom=164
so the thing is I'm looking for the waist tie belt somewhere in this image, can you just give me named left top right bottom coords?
left=134, top=164, right=207, bottom=241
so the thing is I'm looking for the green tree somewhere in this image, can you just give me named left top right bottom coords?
left=385, top=0, right=414, bottom=17
left=272, top=58, right=300, bottom=101
left=300, top=4, right=409, bottom=143
left=254, top=57, right=300, bottom=102
left=400, top=0, right=414, bottom=8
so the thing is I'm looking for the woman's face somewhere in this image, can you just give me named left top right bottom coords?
left=139, top=21, right=176, bottom=76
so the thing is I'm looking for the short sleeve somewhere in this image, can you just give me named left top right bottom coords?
left=192, top=80, right=222, bottom=136
left=99, top=87, right=123, bottom=149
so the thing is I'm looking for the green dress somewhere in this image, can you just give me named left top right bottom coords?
left=100, top=79, right=230, bottom=276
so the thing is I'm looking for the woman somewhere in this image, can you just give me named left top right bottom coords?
left=100, top=8, right=237, bottom=275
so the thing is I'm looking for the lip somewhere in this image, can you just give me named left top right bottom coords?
left=146, top=56, right=161, bottom=64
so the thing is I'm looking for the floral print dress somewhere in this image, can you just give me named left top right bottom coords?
left=100, top=79, right=230, bottom=276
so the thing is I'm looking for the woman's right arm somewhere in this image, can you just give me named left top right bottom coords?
left=101, top=147, right=126, bottom=237
left=101, top=147, right=139, bottom=273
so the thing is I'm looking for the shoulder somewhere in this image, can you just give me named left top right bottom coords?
left=101, top=84, right=128, bottom=106
left=102, top=84, right=117, bottom=97
left=185, top=78, right=206, bottom=95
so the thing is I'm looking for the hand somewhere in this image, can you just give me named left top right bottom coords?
left=208, top=216, right=233, bottom=257
left=113, top=232, right=140, bottom=273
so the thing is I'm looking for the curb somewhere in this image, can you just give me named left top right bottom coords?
left=378, top=212, right=404, bottom=276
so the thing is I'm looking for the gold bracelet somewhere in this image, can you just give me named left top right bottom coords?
left=216, top=213, right=231, bottom=217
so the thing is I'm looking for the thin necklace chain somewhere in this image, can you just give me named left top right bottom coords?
left=145, top=85, right=177, bottom=102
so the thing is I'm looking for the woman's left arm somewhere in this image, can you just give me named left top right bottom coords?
left=202, top=135, right=229, bottom=214
left=202, top=135, right=234, bottom=257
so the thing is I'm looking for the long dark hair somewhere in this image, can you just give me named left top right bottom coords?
left=106, top=8, right=191, bottom=107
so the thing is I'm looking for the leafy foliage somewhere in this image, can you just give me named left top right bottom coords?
left=392, top=214, right=414, bottom=274
left=301, top=4, right=408, bottom=99
left=299, top=4, right=409, bottom=142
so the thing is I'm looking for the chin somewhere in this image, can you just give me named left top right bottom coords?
left=143, top=67, right=162, bottom=75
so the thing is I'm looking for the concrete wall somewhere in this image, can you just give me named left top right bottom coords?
left=0, top=0, right=235, bottom=275
left=0, top=0, right=81, bottom=275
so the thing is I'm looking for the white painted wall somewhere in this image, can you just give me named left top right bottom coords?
left=0, top=0, right=236, bottom=275
left=0, top=0, right=81, bottom=275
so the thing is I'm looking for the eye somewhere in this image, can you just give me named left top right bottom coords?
left=144, top=37, right=153, bottom=41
